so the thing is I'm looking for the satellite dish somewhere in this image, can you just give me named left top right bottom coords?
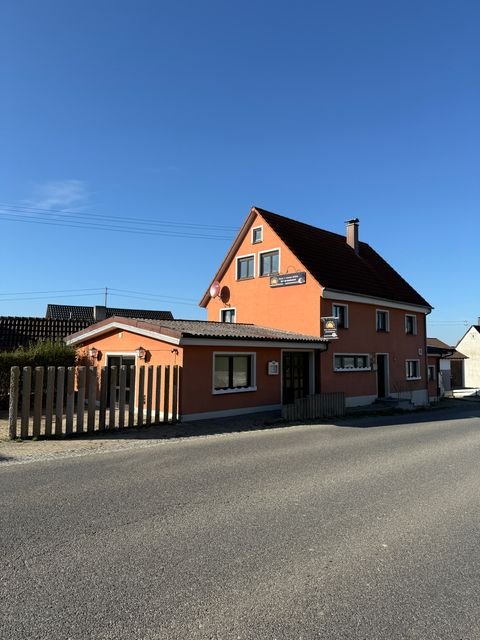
left=210, top=281, right=221, bottom=298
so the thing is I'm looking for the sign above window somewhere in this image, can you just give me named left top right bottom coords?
left=270, top=272, right=306, bottom=288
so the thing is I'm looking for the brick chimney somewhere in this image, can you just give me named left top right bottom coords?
left=94, top=306, right=107, bottom=321
left=346, top=218, right=359, bottom=254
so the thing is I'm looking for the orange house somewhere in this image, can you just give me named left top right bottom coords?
left=66, top=317, right=329, bottom=420
left=200, top=207, right=432, bottom=408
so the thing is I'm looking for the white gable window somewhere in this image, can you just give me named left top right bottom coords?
left=259, top=250, right=280, bottom=276
left=220, top=308, right=236, bottom=323
left=236, top=254, right=255, bottom=280
left=251, top=226, right=263, bottom=244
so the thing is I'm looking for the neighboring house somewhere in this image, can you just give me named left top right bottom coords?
left=46, top=304, right=173, bottom=322
left=200, top=207, right=432, bottom=407
left=65, top=317, right=329, bottom=421
left=0, top=317, right=90, bottom=351
left=0, top=306, right=174, bottom=352
left=456, top=322, right=480, bottom=388
left=426, top=338, right=467, bottom=401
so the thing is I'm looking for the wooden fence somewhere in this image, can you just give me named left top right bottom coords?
left=281, top=392, right=345, bottom=421
left=8, top=364, right=181, bottom=440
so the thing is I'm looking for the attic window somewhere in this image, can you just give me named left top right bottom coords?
left=252, top=226, right=263, bottom=244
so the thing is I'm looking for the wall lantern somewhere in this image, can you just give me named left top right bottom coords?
left=89, top=347, right=98, bottom=359
left=136, top=346, right=147, bottom=359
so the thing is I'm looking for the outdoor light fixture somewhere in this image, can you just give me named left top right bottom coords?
left=89, top=347, right=98, bottom=359
left=135, top=346, right=147, bottom=359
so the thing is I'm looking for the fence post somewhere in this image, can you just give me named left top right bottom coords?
left=118, top=365, right=127, bottom=429
left=76, top=366, right=86, bottom=433
left=87, top=367, right=97, bottom=432
left=99, top=367, right=108, bottom=431
left=128, top=366, right=136, bottom=428
left=44, top=366, right=55, bottom=437
left=146, top=366, right=153, bottom=426
left=108, top=366, right=117, bottom=430
left=154, top=366, right=162, bottom=424
left=172, top=365, right=179, bottom=422
left=55, top=367, right=65, bottom=436
left=137, top=366, right=145, bottom=427
left=32, top=367, right=44, bottom=438
left=163, top=366, right=170, bottom=423
left=8, top=367, right=20, bottom=440
left=21, top=366, right=32, bottom=439
left=65, top=367, right=75, bottom=435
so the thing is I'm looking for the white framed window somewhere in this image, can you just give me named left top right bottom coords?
left=376, top=309, right=389, bottom=332
left=259, top=249, right=280, bottom=276
left=213, top=352, right=256, bottom=394
left=405, top=314, right=417, bottom=335
left=332, top=304, right=349, bottom=329
left=334, top=353, right=370, bottom=371
left=220, top=308, right=236, bottom=323
left=236, top=254, right=255, bottom=280
left=251, top=226, right=263, bottom=244
left=406, top=359, right=421, bottom=380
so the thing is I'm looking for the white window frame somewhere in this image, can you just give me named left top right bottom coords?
left=405, top=314, right=417, bottom=335
left=376, top=309, right=390, bottom=332
left=332, top=303, right=349, bottom=329
left=258, top=247, right=281, bottom=277
left=236, top=253, right=255, bottom=280
left=219, top=307, right=236, bottom=323
left=251, top=225, right=263, bottom=244
left=406, top=359, right=421, bottom=380
left=212, top=352, right=257, bottom=395
left=333, top=353, right=371, bottom=372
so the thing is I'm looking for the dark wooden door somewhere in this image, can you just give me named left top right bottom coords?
left=377, top=354, right=387, bottom=398
left=282, top=352, right=310, bottom=404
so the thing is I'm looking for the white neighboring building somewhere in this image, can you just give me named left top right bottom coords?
left=456, top=323, right=480, bottom=388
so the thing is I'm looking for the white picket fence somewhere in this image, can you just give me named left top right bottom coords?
left=8, top=364, right=181, bottom=439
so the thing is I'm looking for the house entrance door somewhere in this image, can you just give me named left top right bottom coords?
left=107, top=355, right=136, bottom=404
left=376, top=354, right=389, bottom=399
left=282, top=352, right=310, bottom=404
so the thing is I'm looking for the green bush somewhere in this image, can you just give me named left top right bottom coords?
left=0, top=341, right=77, bottom=408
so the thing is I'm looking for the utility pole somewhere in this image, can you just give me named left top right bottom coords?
left=104, top=287, right=108, bottom=307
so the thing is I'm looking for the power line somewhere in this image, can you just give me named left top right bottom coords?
left=0, top=210, right=234, bottom=240
left=0, top=202, right=239, bottom=231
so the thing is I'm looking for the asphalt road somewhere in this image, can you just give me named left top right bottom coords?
left=1, top=404, right=480, bottom=640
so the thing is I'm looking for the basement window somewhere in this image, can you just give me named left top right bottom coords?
left=334, top=354, right=370, bottom=371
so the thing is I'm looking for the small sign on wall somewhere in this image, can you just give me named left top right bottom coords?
left=267, top=360, right=279, bottom=375
left=270, top=272, right=306, bottom=288
left=321, top=316, right=338, bottom=339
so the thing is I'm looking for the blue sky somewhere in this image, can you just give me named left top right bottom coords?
left=1, top=0, right=479, bottom=345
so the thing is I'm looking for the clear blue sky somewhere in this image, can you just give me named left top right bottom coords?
left=1, top=0, right=479, bottom=345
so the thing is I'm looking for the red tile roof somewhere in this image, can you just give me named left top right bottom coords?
left=256, top=208, right=431, bottom=308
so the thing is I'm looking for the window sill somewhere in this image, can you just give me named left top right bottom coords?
left=213, top=386, right=257, bottom=395
left=334, top=368, right=371, bottom=373
left=406, top=377, right=421, bottom=381
left=236, top=276, right=255, bottom=281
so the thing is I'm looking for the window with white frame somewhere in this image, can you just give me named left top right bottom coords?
left=406, top=359, right=421, bottom=379
left=334, top=354, right=370, bottom=371
left=220, top=308, right=236, bottom=323
left=213, top=353, right=255, bottom=392
left=376, top=309, right=389, bottom=332
left=259, top=250, right=279, bottom=276
left=332, top=304, right=348, bottom=329
left=252, top=226, right=263, bottom=244
left=236, top=255, right=254, bottom=280
left=405, top=314, right=417, bottom=335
